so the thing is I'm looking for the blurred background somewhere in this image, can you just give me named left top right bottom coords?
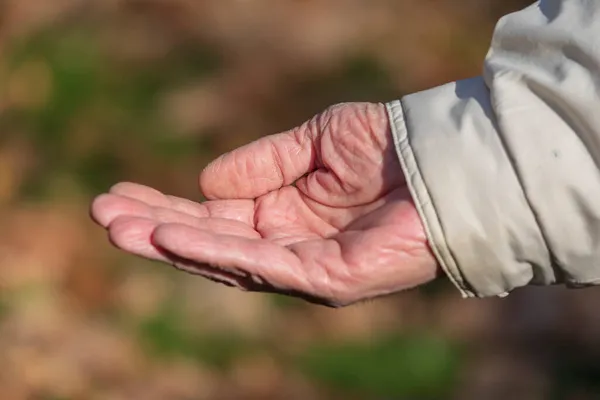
left=1, top=0, right=600, bottom=399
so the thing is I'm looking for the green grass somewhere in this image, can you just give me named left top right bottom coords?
left=6, top=24, right=221, bottom=200
left=297, top=333, right=461, bottom=399
left=137, top=301, right=262, bottom=370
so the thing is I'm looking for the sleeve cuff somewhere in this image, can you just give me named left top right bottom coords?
left=385, top=77, right=552, bottom=298
left=386, top=99, right=477, bottom=298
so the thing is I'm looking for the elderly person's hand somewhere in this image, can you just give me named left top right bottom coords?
left=90, top=103, right=440, bottom=307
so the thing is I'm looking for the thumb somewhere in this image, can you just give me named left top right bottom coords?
left=199, top=117, right=320, bottom=200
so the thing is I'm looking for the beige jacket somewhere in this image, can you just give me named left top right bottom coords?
left=387, top=0, right=600, bottom=298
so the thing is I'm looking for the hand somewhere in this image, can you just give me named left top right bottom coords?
left=90, top=102, right=440, bottom=307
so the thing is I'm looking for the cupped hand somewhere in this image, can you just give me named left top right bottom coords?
left=90, top=102, right=440, bottom=307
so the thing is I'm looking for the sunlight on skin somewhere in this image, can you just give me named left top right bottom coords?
left=90, top=102, right=440, bottom=307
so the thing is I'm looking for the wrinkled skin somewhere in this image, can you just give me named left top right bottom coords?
left=91, top=102, right=440, bottom=307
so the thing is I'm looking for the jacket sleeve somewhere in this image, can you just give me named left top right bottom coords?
left=386, top=0, right=600, bottom=298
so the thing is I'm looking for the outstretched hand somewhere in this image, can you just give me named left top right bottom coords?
left=90, top=103, right=439, bottom=307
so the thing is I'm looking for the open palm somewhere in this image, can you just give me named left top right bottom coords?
left=91, top=103, right=439, bottom=307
